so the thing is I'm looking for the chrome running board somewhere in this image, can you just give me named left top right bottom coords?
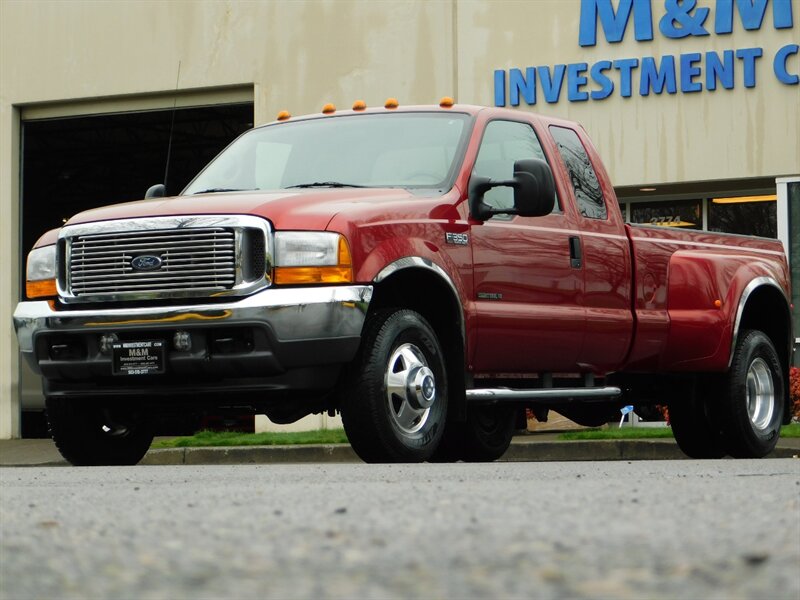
left=466, top=386, right=622, bottom=403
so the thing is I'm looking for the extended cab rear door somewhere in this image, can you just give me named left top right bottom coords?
left=547, top=124, right=633, bottom=373
left=469, top=116, right=585, bottom=373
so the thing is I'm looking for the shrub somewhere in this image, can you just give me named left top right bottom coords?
left=790, top=367, right=800, bottom=421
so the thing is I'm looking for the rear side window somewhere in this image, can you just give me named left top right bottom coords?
left=550, top=126, right=606, bottom=220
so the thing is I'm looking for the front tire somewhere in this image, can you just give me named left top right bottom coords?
left=718, top=330, right=784, bottom=458
left=340, top=309, right=448, bottom=463
left=46, top=397, right=155, bottom=466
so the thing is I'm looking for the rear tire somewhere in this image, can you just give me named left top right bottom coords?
left=340, top=309, right=448, bottom=463
left=460, top=406, right=517, bottom=462
left=669, top=379, right=726, bottom=459
left=717, top=330, right=784, bottom=458
left=46, top=397, right=154, bottom=466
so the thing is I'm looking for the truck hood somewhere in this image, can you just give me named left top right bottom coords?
left=64, top=188, right=428, bottom=231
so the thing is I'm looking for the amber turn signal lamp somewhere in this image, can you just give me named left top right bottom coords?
left=384, top=98, right=399, bottom=109
left=276, top=110, right=291, bottom=121
left=274, top=237, right=353, bottom=285
left=352, top=100, right=367, bottom=111
left=322, top=103, right=336, bottom=114
left=439, top=96, right=455, bottom=108
left=27, top=279, right=57, bottom=299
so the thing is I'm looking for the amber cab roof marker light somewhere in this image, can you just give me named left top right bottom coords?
left=276, top=110, right=291, bottom=121
left=384, top=98, right=399, bottom=109
left=322, top=103, right=336, bottom=115
left=352, top=100, right=367, bottom=111
left=439, top=96, right=455, bottom=108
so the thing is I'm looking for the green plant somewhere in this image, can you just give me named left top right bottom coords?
left=790, top=366, right=800, bottom=421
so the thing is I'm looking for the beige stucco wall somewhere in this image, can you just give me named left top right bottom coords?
left=1, top=0, right=798, bottom=437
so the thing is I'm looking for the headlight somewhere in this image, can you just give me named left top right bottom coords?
left=274, top=232, right=352, bottom=284
left=26, top=245, right=57, bottom=299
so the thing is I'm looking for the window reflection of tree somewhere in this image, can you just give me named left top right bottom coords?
left=708, top=202, right=777, bottom=238
left=550, top=127, right=606, bottom=219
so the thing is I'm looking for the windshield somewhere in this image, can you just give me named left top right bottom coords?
left=183, top=112, right=472, bottom=195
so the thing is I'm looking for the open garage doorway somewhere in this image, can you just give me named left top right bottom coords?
left=19, top=102, right=254, bottom=436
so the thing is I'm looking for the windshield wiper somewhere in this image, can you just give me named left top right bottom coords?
left=192, top=188, right=248, bottom=195
left=286, top=181, right=367, bottom=189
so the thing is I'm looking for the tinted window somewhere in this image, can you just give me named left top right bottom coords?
left=550, top=126, right=606, bottom=219
left=473, top=120, right=556, bottom=214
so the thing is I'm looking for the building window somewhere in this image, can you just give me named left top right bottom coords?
left=708, top=196, right=777, bottom=238
left=630, top=199, right=701, bottom=229
left=788, top=182, right=800, bottom=366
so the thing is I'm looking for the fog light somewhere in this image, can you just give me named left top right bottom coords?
left=99, top=333, right=119, bottom=355
left=173, top=330, right=192, bottom=351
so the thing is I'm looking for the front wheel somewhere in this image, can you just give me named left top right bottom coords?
left=717, top=330, right=785, bottom=458
left=340, top=309, right=448, bottom=463
left=45, top=397, right=155, bottom=466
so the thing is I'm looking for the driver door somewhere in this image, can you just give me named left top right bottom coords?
left=470, top=119, right=585, bottom=374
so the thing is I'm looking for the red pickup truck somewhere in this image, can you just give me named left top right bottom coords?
left=14, top=101, right=793, bottom=465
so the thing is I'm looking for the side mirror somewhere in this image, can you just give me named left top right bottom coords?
left=468, top=159, right=555, bottom=221
left=145, top=183, right=166, bottom=199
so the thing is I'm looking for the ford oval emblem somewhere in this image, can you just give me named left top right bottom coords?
left=131, top=255, right=163, bottom=271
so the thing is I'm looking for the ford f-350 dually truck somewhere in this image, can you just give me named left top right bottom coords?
left=13, top=100, right=792, bottom=465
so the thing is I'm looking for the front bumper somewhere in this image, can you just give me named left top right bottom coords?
left=13, top=285, right=372, bottom=399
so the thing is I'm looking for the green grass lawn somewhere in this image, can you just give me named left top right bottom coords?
left=559, top=422, right=800, bottom=441
left=152, top=428, right=349, bottom=448
left=151, top=423, right=800, bottom=448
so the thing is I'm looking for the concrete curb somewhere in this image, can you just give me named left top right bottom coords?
left=2, top=438, right=798, bottom=467
left=136, top=439, right=798, bottom=466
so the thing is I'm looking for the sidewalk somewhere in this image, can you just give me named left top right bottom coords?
left=1, top=434, right=798, bottom=466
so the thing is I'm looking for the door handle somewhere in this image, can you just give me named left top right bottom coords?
left=569, top=236, right=582, bottom=269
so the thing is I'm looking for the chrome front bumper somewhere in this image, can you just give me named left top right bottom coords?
left=14, top=285, right=373, bottom=375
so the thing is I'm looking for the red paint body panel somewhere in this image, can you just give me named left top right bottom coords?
left=34, top=104, right=792, bottom=379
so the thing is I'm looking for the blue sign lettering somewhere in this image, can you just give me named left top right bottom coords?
left=659, top=0, right=710, bottom=38
left=706, top=50, right=735, bottom=90
left=773, top=43, right=800, bottom=83
left=567, top=63, right=590, bottom=101
left=614, top=58, right=640, bottom=97
left=579, top=0, right=654, bottom=46
left=590, top=61, right=615, bottom=99
left=680, top=52, right=704, bottom=91
left=640, top=56, right=678, bottom=95
left=509, top=67, right=536, bottom=105
left=496, top=1, right=797, bottom=106
left=736, top=47, right=763, bottom=86
left=715, top=0, right=794, bottom=35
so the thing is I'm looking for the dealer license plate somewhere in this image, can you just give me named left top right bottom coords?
left=112, top=340, right=165, bottom=376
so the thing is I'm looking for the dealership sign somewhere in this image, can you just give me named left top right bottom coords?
left=494, top=0, right=798, bottom=106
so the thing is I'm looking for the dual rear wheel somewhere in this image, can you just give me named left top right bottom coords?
left=670, top=329, right=785, bottom=459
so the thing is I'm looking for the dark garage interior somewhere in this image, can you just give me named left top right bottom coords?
left=21, top=102, right=254, bottom=275
left=19, top=102, right=254, bottom=437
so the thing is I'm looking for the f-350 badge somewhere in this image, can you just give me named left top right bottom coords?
left=445, top=232, right=469, bottom=246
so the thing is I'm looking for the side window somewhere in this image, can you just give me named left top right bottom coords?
left=550, top=126, right=607, bottom=220
left=473, top=120, right=557, bottom=214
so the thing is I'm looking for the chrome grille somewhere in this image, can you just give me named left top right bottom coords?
left=59, top=215, right=273, bottom=303
left=69, top=228, right=235, bottom=296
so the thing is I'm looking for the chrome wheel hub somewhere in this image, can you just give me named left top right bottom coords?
left=746, top=357, right=775, bottom=431
left=385, top=343, right=436, bottom=434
